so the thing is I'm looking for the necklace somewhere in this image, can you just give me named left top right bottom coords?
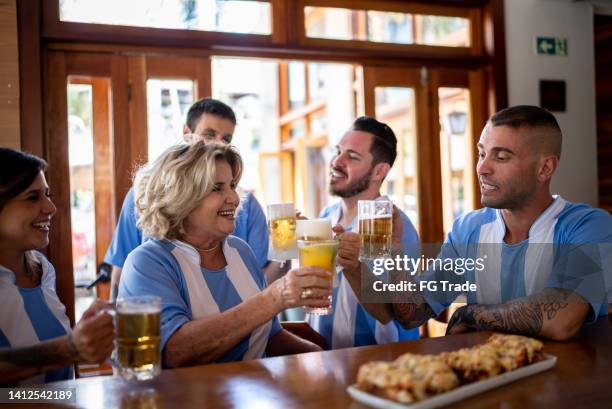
left=192, top=242, right=221, bottom=253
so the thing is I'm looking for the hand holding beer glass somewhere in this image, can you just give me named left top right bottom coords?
left=296, top=219, right=338, bottom=315
left=267, top=203, right=298, bottom=261
left=358, top=199, right=393, bottom=260
left=109, top=295, right=162, bottom=381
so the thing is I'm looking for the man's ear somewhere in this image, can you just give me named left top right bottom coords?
left=372, top=162, right=391, bottom=182
left=537, top=155, right=559, bottom=182
left=182, top=125, right=192, bottom=141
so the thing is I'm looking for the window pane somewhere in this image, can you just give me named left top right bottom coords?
left=288, top=61, right=306, bottom=110
left=147, top=79, right=194, bottom=162
left=60, top=0, right=271, bottom=35
left=439, top=87, right=472, bottom=235
left=367, top=11, right=413, bottom=44
left=67, top=84, right=96, bottom=284
left=417, top=15, right=470, bottom=47
left=375, top=87, right=418, bottom=227
left=212, top=57, right=279, bottom=195
left=304, top=6, right=469, bottom=47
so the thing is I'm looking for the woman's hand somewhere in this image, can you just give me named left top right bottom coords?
left=70, top=300, right=115, bottom=364
left=269, top=266, right=332, bottom=310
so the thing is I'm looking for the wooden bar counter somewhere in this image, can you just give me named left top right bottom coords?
left=40, top=317, right=612, bottom=408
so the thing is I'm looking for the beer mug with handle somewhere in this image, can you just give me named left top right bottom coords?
left=105, top=295, right=162, bottom=381
left=358, top=199, right=393, bottom=260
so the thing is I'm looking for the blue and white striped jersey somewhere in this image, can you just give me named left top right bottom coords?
left=308, top=198, right=420, bottom=349
left=104, top=188, right=270, bottom=269
left=119, top=236, right=281, bottom=364
left=0, top=252, right=73, bottom=384
left=422, top=196, right=612, bottom=322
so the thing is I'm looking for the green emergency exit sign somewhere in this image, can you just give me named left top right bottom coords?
left=536, top=37, right=568, bottom=56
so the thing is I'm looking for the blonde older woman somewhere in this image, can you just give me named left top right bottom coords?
left=119, top=141, right=331, bottom=367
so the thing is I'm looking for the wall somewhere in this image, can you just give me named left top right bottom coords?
left=0, top=0, right=20, bottom=149
left=505, top=0, right=598, bottom=206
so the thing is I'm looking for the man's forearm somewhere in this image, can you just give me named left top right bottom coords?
left=392, top=300, right=436, bottom=329
left=0, top=336, right=78, bottom=384
left=446, top=288, right=589, bottom=340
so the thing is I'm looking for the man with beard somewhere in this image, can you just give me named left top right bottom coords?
left=308, top=116, right=420, bottom=349
left=336, top=106, right=612, bottom=340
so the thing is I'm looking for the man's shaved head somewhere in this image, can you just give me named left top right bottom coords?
left=489, top=105, right=562, bottom=158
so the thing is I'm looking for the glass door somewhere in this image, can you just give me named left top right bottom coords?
left=362, top=66, right=485, bottom=244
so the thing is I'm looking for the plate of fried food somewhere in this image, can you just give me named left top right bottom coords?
left=347, top=334, right=556, bottom=409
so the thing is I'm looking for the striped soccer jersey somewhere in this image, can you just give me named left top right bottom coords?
left=422, top=196, right=612, bottom=322
left=0, top=252, right=73, bottom=384
left=119, top=236, right=281, bottom=363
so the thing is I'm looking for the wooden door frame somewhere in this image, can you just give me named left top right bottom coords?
left=363, top=66, right=487, bottom=243
left=363, top=66, right=442, bottom=243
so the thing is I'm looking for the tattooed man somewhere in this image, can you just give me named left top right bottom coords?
left=336, top=105, right=612, bottom=341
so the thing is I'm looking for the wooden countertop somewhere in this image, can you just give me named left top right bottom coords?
left=41, top=317, right=612, bottom=408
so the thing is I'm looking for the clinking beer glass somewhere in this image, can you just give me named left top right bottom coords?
left=296, top=219, right=338, bottom=315
left=267, top=203, right=298, bottom=261
left=358, top=199, right=393, bottom=260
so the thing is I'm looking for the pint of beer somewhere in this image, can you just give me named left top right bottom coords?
left=297, top=219, right=338, bottom=315
left=267, top=203, right=298, bottom=261
left=358, top=199, right=393, bottom=259
left=116, top=296, right=161, bottom=381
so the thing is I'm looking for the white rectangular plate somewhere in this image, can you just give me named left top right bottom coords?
left=347, top=353, right=557, bottom=409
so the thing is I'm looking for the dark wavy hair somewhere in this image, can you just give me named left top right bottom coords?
left=0, top=147, right=48, bottom=211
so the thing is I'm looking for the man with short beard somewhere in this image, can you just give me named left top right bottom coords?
left=308, top=116, right=420, bottom=349
left=336, top=106, right=612, bottom=341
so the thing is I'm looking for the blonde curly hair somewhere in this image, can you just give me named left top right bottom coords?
left=133, top=141, right=243, bottom=240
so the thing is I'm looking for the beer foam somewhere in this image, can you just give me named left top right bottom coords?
left=117, top=304, right=160, bottom=314
left=296, top=218, right=332, bottom=239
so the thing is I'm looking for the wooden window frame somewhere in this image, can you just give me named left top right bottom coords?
left=42, top=0, right=273, bottom=48
left=298, top=0, right=483, bottom=57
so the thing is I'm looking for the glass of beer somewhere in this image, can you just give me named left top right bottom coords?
left=115, top=295, right=161, bottom=381
left=267, top=203, right=298, bottom=261
left=297, top=219, right=338, bottom=315
left=358, top=199, right=393, bottom=260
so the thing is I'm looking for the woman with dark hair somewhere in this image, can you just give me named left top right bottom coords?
left=0, top=147, right=114, bottom=385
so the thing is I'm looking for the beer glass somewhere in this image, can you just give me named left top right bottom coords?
left=358, top=199, right=393, bottom=259
left=115, top=295, right=161, bottom=381
left=267, top=203, right=298, bottom=261
left=297, top=219, right=338, bottom=315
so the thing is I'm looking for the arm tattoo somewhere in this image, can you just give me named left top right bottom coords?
left=389, top=270, right=435, bottom=329
left=392, top=289, right=436, bottom=329
left=450, top=288, right=575, bottom=336
left=393, top=302, right=436, bottom=329
left=0, top=336, right=77, bottom=384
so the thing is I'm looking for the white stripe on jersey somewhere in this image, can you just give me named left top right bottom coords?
left=223, top=241, right=271, bottom=360
left=171, top=241, right=221, bottom=318
left=475, top=218, right=504, bottom=304
left=331, top=277, right=357, bottom=349
left=524, top=197, right=565, bottom=294
left=170, top=240, right=271, bottom=360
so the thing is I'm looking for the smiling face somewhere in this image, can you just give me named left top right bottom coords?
left=476, top=125, right=541, bottom=210
left=183, top=159, right=240, bottom=243
left=0, top=171, right=56, bottom=252
left=329, top=130, right=379, bottom=198
left=184, top=113, right=236, bottom=145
